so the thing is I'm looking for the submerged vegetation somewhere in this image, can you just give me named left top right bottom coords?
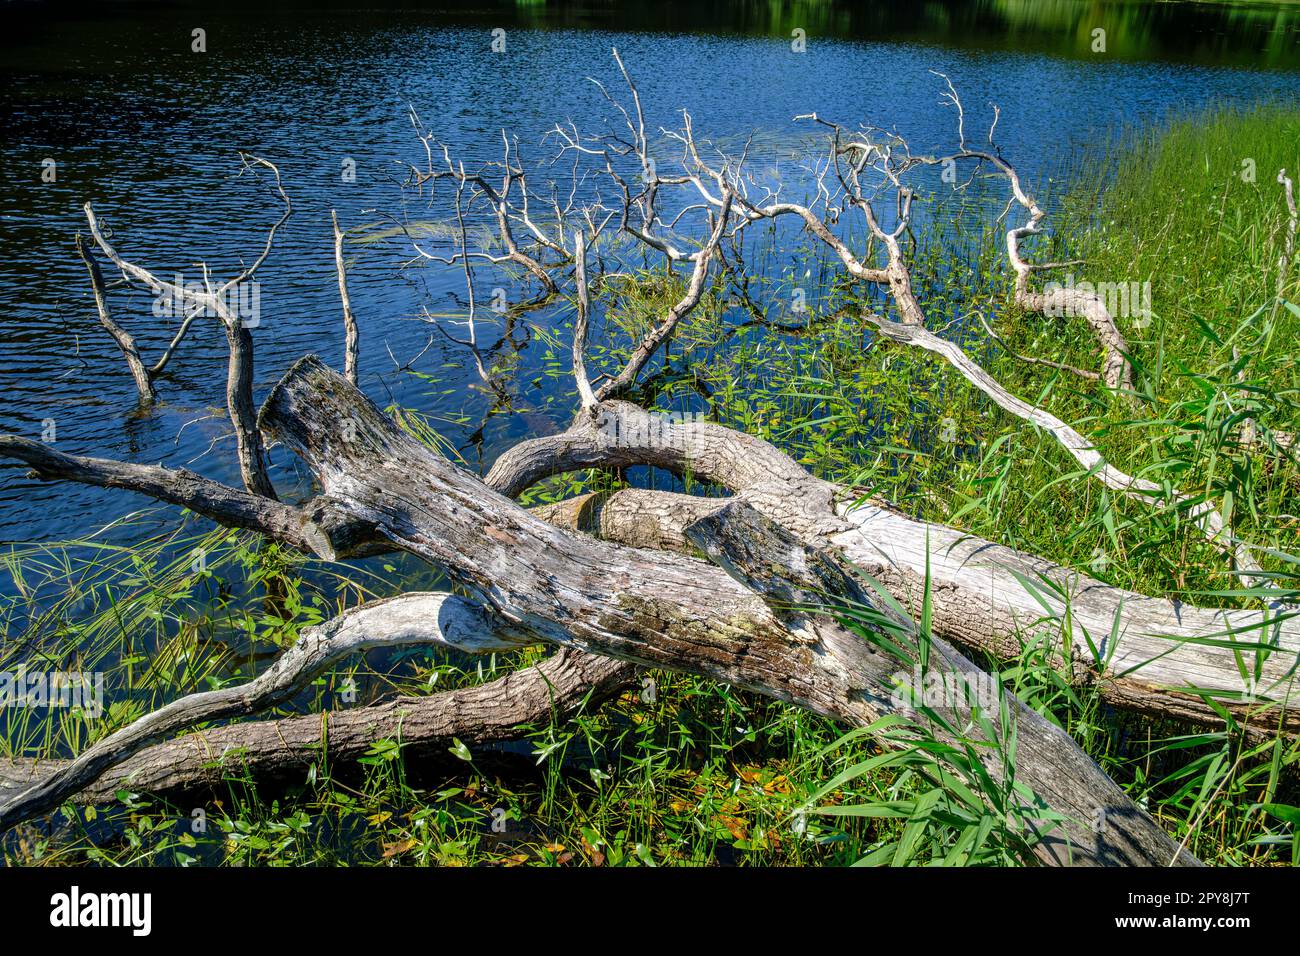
left=3, top=104, right=1300, bottom=867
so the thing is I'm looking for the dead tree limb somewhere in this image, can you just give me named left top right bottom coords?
left=862, top=312, right=1268, bottom=588
left=0, top=648, right=631, bottom=810
left=0, top=435, right=382, bottom=561
left=82, top=159, right=284, bottom=499
left=0, top=593, right=531, bottom=832
left=930, top=72, right=1134, bottom=393
left=0, top=479, right=716, bottom=832
left=403, top=114, right=573, bottom=293
left=684, top=500, right=1197, bottom=866
left=595, top=188, right=733, bottom=401
left=667, top=92, right=1268, bottom=589
left=571, top=230, right=599, bottom=410
left=74, top=234, right=156, bottom=402
left=331, top=209, right=360, bottom=386
left=1276, top=167, right=1297, bottom=305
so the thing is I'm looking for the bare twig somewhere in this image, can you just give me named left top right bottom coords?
left=74, top=234, right=155, bottom=402
left=572, top=230, right=597, bottom=410
left=331, top=209, right=360, bottom=385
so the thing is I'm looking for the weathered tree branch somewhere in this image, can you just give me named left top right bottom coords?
left=861, top=311, right=1268, bottom=588
left=74, top=234, right=156, bottom=402
left=0, top=435, right=381, bottom=561
left=685, top=500, right=1198, bottom=865
left=694, top=92, right=1268, bottom=590
left=331, top=209, right=361, bottom=386
left=81, top=154, right=288, bottom=499
left=0, top=648, right=632, bottom=810
left=0, top=593, right=532, bottom=832
left=929, top=73, right=1134, bottom=392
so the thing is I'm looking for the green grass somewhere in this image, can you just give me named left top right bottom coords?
left=4, top=103, right=1300, bottom=867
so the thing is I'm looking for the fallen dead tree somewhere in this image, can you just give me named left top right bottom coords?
left=1, top=356, right=1200, bottom=866
left=1, top=51, right=1296, bottom=866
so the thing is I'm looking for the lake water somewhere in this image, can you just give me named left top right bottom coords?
left=2, top=0, right=1300, bottom=544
